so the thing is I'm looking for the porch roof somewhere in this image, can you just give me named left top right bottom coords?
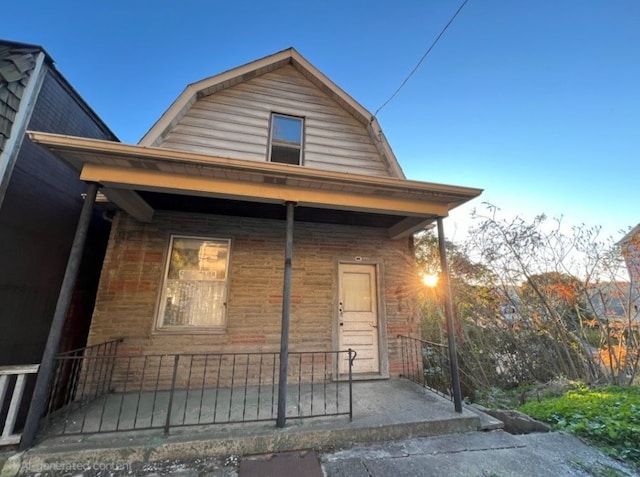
left=28, top=131, right=482, bottom=239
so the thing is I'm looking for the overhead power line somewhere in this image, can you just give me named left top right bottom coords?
left=373, top=0, right=471, bottom=118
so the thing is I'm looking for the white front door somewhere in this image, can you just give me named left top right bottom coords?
left=338, top=263, right=380, bottom=375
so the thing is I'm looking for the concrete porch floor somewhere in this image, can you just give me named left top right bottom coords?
left=14, top=379, right=483, bottom=470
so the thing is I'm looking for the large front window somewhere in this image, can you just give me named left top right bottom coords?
left=269, top=113, right=303, bottom=165
left=157, top=236, right=230, bottom=330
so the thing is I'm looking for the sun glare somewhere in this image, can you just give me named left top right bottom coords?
left=422, top=273, right=439, bottom=288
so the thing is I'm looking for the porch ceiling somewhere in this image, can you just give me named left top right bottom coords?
left=137, top=191, right=405, bottom=228
left=27, top=131, right=483, bottom=238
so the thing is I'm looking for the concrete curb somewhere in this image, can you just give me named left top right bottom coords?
left=466, top=403, right=504, bottom=431
left=13, top=415, right=479, bottom=473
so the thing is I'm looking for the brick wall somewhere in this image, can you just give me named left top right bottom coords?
left=87, top=210, right=422, bottom=385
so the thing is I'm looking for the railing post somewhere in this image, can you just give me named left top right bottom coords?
left=2, top=374, right=25, bottom=442
left=105, top=339, right=122, bottom=393
left=20, top=183, right=99, bottom=450
left=398, top=335, right=406, bottom=379
left=276, top=201, right=295, bottom=428
left=348, top=349, right=355, bottom=421
left=164, top=355, right=180, bottom=435
left=436, top=217, right=463, bottom=413
left=0, top=365, right=39, bottom=446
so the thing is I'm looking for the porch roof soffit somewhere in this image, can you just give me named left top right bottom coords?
left=28, top=131, right=483, bottom=238
left=137, top=47, right=405, bottom=179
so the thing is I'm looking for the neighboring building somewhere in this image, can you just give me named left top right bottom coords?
left=0, top=40, right=117, bottom=366
left=619, top=224, right=640, bottom=321
left=585, top=282, right=639, bottom=323
left=620, top=224, right=640, bottom=285
left=30, top=48, right=482, bottom=382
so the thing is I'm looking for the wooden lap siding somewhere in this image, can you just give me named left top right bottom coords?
left=157, top=65, right=392, bottom=177
left=85, top=210, right=421, bottom=389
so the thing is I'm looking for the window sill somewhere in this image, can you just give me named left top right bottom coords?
left=153, top=327, right=227, bottom=335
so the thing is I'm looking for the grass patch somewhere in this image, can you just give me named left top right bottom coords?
left=473, top=386, right=526, bottom=409
left=519, top=385, right=640, bottom=468
left=474, top=379, right=580, bottom=409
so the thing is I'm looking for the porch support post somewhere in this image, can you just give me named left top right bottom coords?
left=276, top=201, right=295, bottom=427
left=436, top=217, right=463, bottom=413
left=19, top=182, right=99, bottom=450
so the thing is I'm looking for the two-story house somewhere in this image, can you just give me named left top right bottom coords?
left=22, top=48, right=482, bottom=445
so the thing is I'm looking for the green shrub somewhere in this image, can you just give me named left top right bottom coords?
left=519, top=386, right=640, bottom=467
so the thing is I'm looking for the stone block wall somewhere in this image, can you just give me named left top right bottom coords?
left=86, top=210, right=422, bottom=387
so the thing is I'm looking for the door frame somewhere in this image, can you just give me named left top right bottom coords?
left=333, top=257, right=389, bottom=379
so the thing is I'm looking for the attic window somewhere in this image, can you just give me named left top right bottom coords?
left=269, top=113, right=303, bottom=165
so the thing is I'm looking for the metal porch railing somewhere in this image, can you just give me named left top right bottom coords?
left=0, top=364, right=39, bottom=446
left=43, top=344, right=356, bottom=436
left=398, top=335, right=452, bottom=399
left=46, top=338, right=123, bottom=416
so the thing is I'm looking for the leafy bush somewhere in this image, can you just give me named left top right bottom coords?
left=417, top=210, right=640, bottom=391
left=519, top=386, right=640, bottom=467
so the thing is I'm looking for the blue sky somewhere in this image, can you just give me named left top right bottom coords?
left=4, top=0, right=639, bottom=241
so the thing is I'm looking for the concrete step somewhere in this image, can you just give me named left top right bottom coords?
left=467, top=403, right=505, bottom=431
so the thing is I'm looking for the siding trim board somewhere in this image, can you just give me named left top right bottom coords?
left=0, top=46, right=37, bottom=151
left=0, top=51, right=46, bottom=209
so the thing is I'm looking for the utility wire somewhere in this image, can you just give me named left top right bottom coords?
left=373, top=0, right=471, bottom=118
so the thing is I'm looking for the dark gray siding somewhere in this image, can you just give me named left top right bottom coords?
left=0, top=69, right=115, bottom=365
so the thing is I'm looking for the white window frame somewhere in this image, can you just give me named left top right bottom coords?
left=268, top=113, right=304, bottom=165
left=155, top=235, right=231, bottom=332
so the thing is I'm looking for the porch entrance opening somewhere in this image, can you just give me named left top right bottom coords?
left=338, top=263, right=380, bottom=375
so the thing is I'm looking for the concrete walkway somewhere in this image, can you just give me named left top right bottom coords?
left=321, top=430, right=638, bottom=477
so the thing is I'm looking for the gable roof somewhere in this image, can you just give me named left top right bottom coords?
left=0, top=38, right=118, bottom=148
left=139, top=48, right=405, bottom=178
